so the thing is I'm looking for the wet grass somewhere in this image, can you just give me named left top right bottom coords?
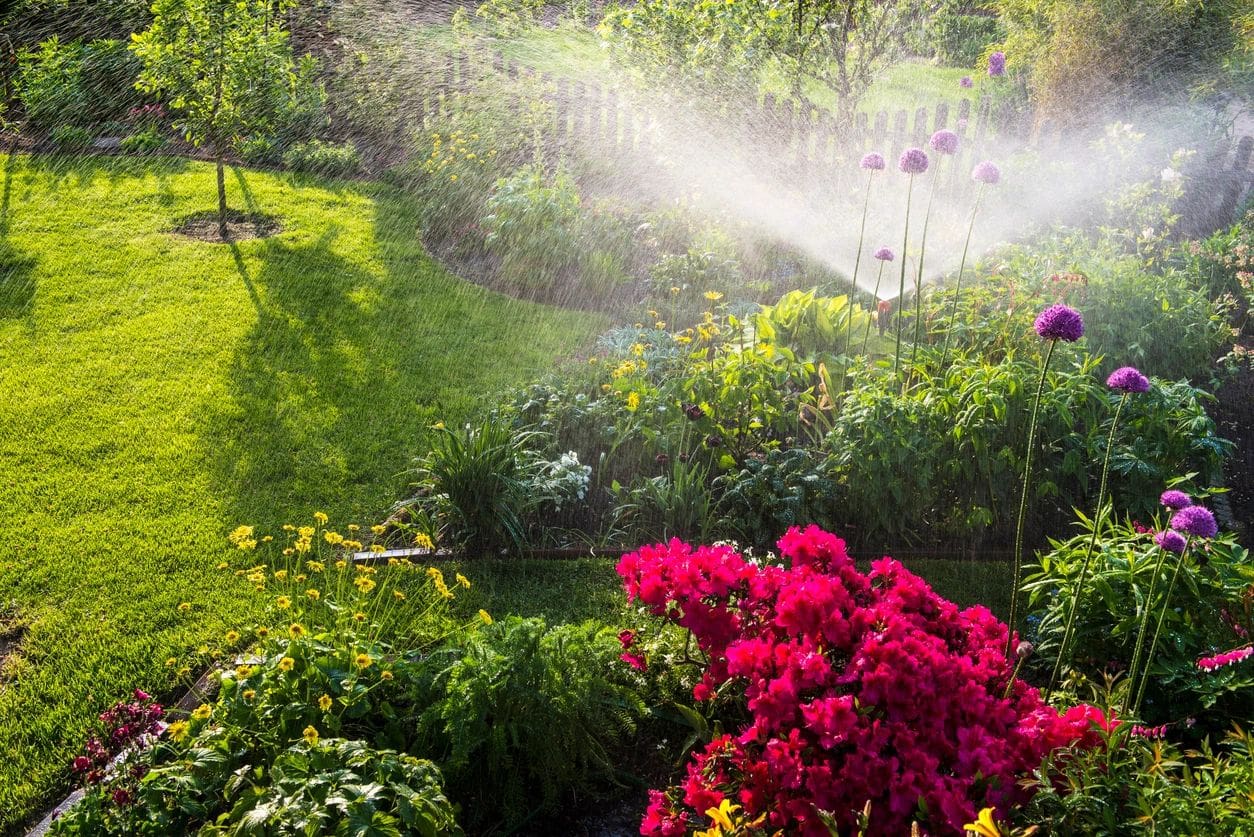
left=0, top=151, right=605, bottom=830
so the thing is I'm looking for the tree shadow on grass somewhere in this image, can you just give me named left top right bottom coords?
left=204, top=225, right=447, bottom=528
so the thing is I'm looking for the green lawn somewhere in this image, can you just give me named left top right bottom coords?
left=0, top=152, right=604, bottom=831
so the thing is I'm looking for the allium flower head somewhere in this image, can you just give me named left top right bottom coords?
left=860, top=151, right=885, bottom=171
left=898, top=147, right=929, bottom=175
left=1033, top=304, right=1084, bottom=342
left=960, top=76, right=973, bottom=88
left=972, top=160, right=1000, bottom=184
left=1154, top=530, right=1187, bottom=554
left=988, top=51, right=1006, bottom=77
left=929, top=129, right=959, bottom=155
left=1160, top=489, right=1192, bottom=510
left=1170, top=505, right=1218, bottom=538
left=873, top=246, right=895, bottom=261
left=1106, top=366, right=1150, bottom=393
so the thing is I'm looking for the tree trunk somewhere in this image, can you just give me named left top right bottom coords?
left=216, top=154, right=228, bottom=240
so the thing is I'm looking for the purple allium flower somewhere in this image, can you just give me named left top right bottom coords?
left=873, top=246, right=895, bottom=261
left=929, top=129, right=959, bottom=155
left=960, top=76, right=973, bottom=88
left=1154, top=530, right=1187, bottom=554
left=1171, top=505, right=1218, bottom=538
left=898, top=147, right=929, bottom=175
left=1160, top=489, right=1192, bottom=510
left=972, top=160, right=1000, bottom=184
left=1106, top=366, right=1150, bottom=393
left=1033, top=304, right=1084, bottom=342
left=988, top=51, right=1006, bottom=77
left=860, top=152, right=886, bottom=171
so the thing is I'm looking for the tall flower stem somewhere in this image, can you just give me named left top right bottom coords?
left=1045, top=393, right=1129, bottom=701
left=939, top=185, right=986, bottom=370
left=1131, top=535, right=1193, bottom=717
left=894, top=174, right=915, bottom=378
left=1007, top=338, right=1057, bottom=660
left=910, top=167, right=941, bottom=371
left=844, top=171, right=875, bottom=358
left=862, top=260, right=887, bottom=355
left=1123, top=538, right=1173, bottom=717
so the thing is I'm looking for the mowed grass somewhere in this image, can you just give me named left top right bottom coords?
left=0, top=151, right=604, bottom=831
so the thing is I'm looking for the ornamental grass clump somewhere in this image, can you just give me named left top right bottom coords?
left=620, top=526, right=1113, bottom=837
left=1008, top=304, right=1084, bottom=660
left=894, top=147, right=929, bottom=376
left=843, top=152, right=888, bottom=356
left=1046, top=365, right=1150, bottom=698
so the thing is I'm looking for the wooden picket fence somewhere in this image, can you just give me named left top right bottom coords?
left=410, top=48, right=1253, bottom=232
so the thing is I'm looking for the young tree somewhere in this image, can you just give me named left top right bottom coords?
left=131, top=0, right=299, bottom=238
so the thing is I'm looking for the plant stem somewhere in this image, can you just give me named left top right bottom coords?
left=1045, top=393, right=1128, bottom=702
left=1007, top=338, right=1057, bottom=661
left=1123, top=538, right=1173, bottom=717
left=862, top=260, right=887, bottom=355
left=844, top=171, right=874, bottom=358
left=894, top=174, right=915, bottom=378
left=939, top=185, right=985, bottom=370
left=1131, top=535, right=1192, bottom=718
left=910, top=167, right=940, bottom=371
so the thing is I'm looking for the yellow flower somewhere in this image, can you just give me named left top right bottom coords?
left=393, top=590, right=406, bottom=601
left=298, top=526, right=315, bottom=538
left=294, top=538, right=311, bottom=554
left=630, top=342, right=646, bottom=357
left=670, top=286, right=681, bottom=295
left=314, top=512, right=328, bottom=524
left=191, top=704, right=212, bottom=721
left=318, top=694, right=333, bottom=712
left=354, top=576, right=377, bottom=594
left=278, top=657, right=295, bottom=672
left=177, top=602, right=191, bottom=613
left=274, top=569, right=288, bottom=581
left=276, top=596, right=291, bottom=610
left=455, top=573, right=471, bottom=589
left=625, top=391, right=640, bottom=412
left=288, top=623, right=306, bottom=639
left=165, top=657, right=177, bottom=667
left=353, top=611, right=367, bottom=622
left=228, top=525, right=256, bottom=549
left=706, top=799, right=739, bottom=831
left=964, top=808, right=1006, bottom=837
left=302, top=725, right=319, bottom=746
left=354, top=653, right=372, bottom=669
left=380, top=670, right=393, bottom=681
left=235, top=664, right=253, bottom=679
left=704, top=290, right=724, bottom=301
left=370, top=544, right=386, bottom=553
left=414, top=532, right=435, bottom=550
left=371, top=524, right=387, bottom=535
left=305, top=589, right=320, bottom=601
left=347, top=524, right=360, bottom=532
left=336, top=560, right=347, bottom=569
left=324, top=531, right=344, bottom=545
left=242, top=689, right=256, bottom=700
left=256, top=626, right=269, bottom=638
left=225, top=630, right=239, bottom=644
left=294, top=573, right=307, bottom=583
left=215, top=561, right=229, bottom=570
left=282, top=524, right=295, bottom=531
left=306, top=561, right=324, bottom=573
left=478, top=609, right=493, bottom=625
left=166, top=720, right=190, bottom=742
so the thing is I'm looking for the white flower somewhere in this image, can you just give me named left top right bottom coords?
left=1160, top=167, right=1179, bottom=182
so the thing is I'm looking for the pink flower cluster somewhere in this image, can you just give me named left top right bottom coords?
left=1197, top=645, right=1253, bottom=672
left=620, top=527, right=1114, bottom=837
left=71, top=689, right=163, bottom=789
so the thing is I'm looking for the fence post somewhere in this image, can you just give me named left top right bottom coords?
left=914, top=106, right=928, bottom=143
left=934, top=102, right=949, bottom=131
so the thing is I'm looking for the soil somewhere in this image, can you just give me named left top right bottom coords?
left=172, top=210, right=281, bottom=243
left=1212, top=336, right=1254, bottom=542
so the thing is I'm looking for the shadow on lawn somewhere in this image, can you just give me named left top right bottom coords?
left=0, top=148, right=37, bottom=319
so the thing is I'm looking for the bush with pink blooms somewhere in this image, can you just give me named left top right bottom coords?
left=619, top=525, right=1115, bottom=836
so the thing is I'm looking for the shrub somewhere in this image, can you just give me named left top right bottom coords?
left=119, top=126, right=165, bottom=154
left=619, top=526, right=1114, bottom=835
left=1024, top=513, right=1254, bottom=728
left=715, top=447, right=842, bottom=547
left=282, top=138, right=362, bottom=177
left=18, top=37, right=140, bottom=131
left=412, top=616, right=644, bottom=832
left=933, top=12, right=1003, bottom=66
left=482, top=163, right=584, bottom=294
left=48, top=124, right=91, bottom=149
